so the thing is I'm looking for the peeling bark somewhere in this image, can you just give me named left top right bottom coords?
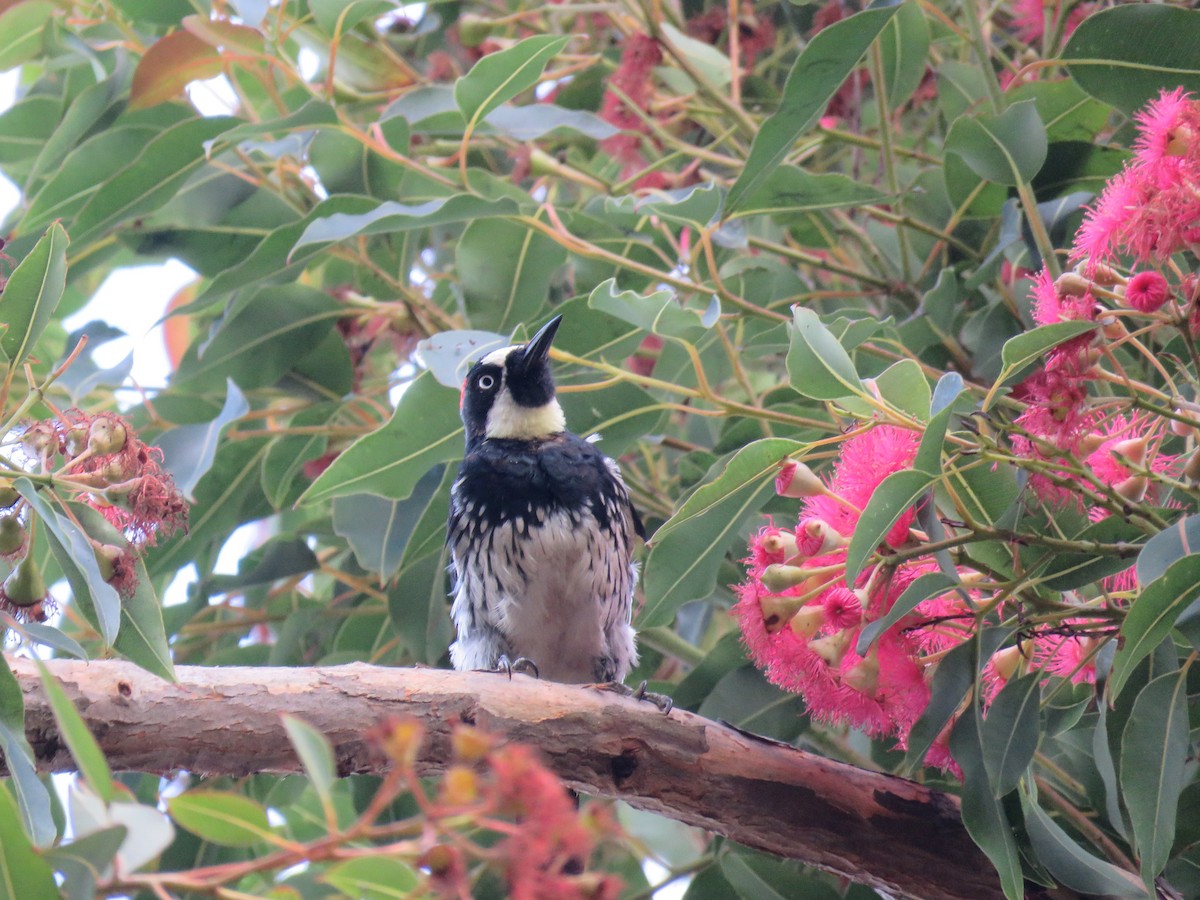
left=5, top=657, right=1002, bottom=899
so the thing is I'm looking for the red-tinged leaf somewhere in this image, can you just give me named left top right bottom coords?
left=130, top=31, right=223, bottom=109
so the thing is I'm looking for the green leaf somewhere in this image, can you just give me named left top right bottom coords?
left=734, top=165, right=890, bottom=219
left=324, top=854, right=422, bottom=897
left=641, top=439, right=803, bottom=628
left=34, top=658, right=115, bottom=803
left=1121, top=670, right=1190, bottom=887
left=0, top=654, right=22, bottom=733
left=309, top=0, right=394, bottom=35
left=786, top=307, right=864, bottom=400
left=1063, top=5, right=1200, bottom=115
left=1042, top=516, right=1144, bottom=592
left=945, top=100, right=1047, bottom=186
left=17, top=121, right=177, bottom=235
left=1109, top=555, right=1200, bottom=700
left=913, top=373, right=965, bottom=473
left=998, top=321, right=1096, bottom=372
left=207, top=537, right=319, bottom=592
left=71, top=116, right=239, bottom=244
left=388, top=467, right=455, bottom=664
left=66, top=503, right=176, bottom=682
left=43, top=825, right=127, bottom=900
left=904, top=626, right=1012, bottom=770
left=196, top=195, right=379, bottom=303
left=588, top=278, right=716, bottom=341
left=17, top=479, right=122, bottom=645
left=281, top=716, right=336, bottom=819
left=1021, top=788, right=1144, bottom=897
left=878, top=1, right=930, bottom=110
left=167, top=791, right=273, bottom=848
left=333, top=466, right=443, bottom=579
left=0, top=722, right=54, bottom=848
left=981, top=672, right=1041, bottom=798
left=948, top=706, right=1024, bottom=900
left=300, top=372, right=463, bottom=504
left=725, top=4, right=900, bottom=212
left=291, top=194, right=520, bottom=253
left=174, top=286, right=340, bottom=392
left=0, top=783, right=58, bottom=900
left=872, top=359, right=931, bottom=420
left=0, top=657, right=53, bottom=846
left=0, top=2, right=55, bottom=70
left=844, top=468, right=935, bottom=585
left=324, top=857, right=420, bottom=898
left=857, top=571, right=957, bottom=655
left=155, top=381, right=250, bottom=499
left=454, top=34, right=570, bottom=124
left=1136, top=514, right=1200, bottom=587
left=0, top=222, right=68, bottom=366
left=457, top=220, right=566, bottom=331
left=32, top=72, right=124, bottom=188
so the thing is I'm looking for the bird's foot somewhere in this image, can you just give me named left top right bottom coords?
left=602, top=680, right=673, bottom=714
left=489, top=655, right=540, bottom=680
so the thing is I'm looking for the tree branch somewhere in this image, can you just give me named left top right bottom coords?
left=6, top=657, right=1001, bottom=899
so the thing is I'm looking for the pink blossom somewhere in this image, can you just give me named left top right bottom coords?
left=1033, top=628, right=1099, bottom=685
left=1125, top=270, right=1171, bottom=312
left=823, top=586, right=863, bottom=629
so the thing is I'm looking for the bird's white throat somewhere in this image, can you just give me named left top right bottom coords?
left=485, top=393, right=566, bottom=440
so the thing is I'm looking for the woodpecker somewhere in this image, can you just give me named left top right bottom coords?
left=446, top=315, right=650, bottom=690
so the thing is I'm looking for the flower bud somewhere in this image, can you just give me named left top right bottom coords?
left=990, top=642, right=1030, bottom=682
left=789, top=605, right=826, bottom=638
left=1109, top=437, right=1148, bottom=467
left=1087, top=263, right=1121, bottom=287
left=1113, top=474, right=1148, bottom=502
left=1076, top=432, right=1107, bottom=457
left=0, top=517, right=26, bottom=558
left=796, top=517, right=846, bottom=556
left=809, top=629, right=850, bottom=666
left=1186, top=450, right=1200, bottom=483
left=760, top=564, right=809, bottom=593
left=1099, top=315, right=1125, bottom=341
left=760, top=530, right=799, bottom=559
left=373, top=717, right=424, bottom=770
left=775, top=461, right=826, bottom=499
left=451, top=726, right=492, bottom=764
left=88, top=416, right=128, bottom=455
left=0, top=480, right=19, bottom=510
left=1054, top=272, right=1093, bottom=297
left=92, top=543, right=123, bottom=582
left=842, top=650, right=880, bottom=696
left=2, top=555, right=46, bottom=608
left=441, top=765, right=479, bottom=805
left=21, top=423, right=58, bottom=459
left=1170, top=416, right=1195, bottom=438
left=760, top=592, right=805, bottom=633
left=63, top=424, right=89, bottom=459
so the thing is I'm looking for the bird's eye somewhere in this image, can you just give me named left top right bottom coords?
left=477, top=374, right=496, bottom=390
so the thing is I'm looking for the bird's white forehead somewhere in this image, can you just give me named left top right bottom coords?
left=480, top=346, right=518, bottom=367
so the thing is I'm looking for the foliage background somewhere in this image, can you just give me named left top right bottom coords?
left=1, top=0, right=1200, bottom=897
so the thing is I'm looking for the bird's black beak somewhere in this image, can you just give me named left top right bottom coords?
left=516, top=315, right=562, bottom=372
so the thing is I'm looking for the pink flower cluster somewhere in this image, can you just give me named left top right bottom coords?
left=735, top=425, right=982, bottom=769
left=1012, top=90, right=1192, bottom=504
left=1074, top=88, right=1200, bottom=271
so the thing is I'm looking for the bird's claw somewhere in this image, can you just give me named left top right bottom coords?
left=489, top=655, right=540, bottom=680
left=603, top=680, right=673, bottom=714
